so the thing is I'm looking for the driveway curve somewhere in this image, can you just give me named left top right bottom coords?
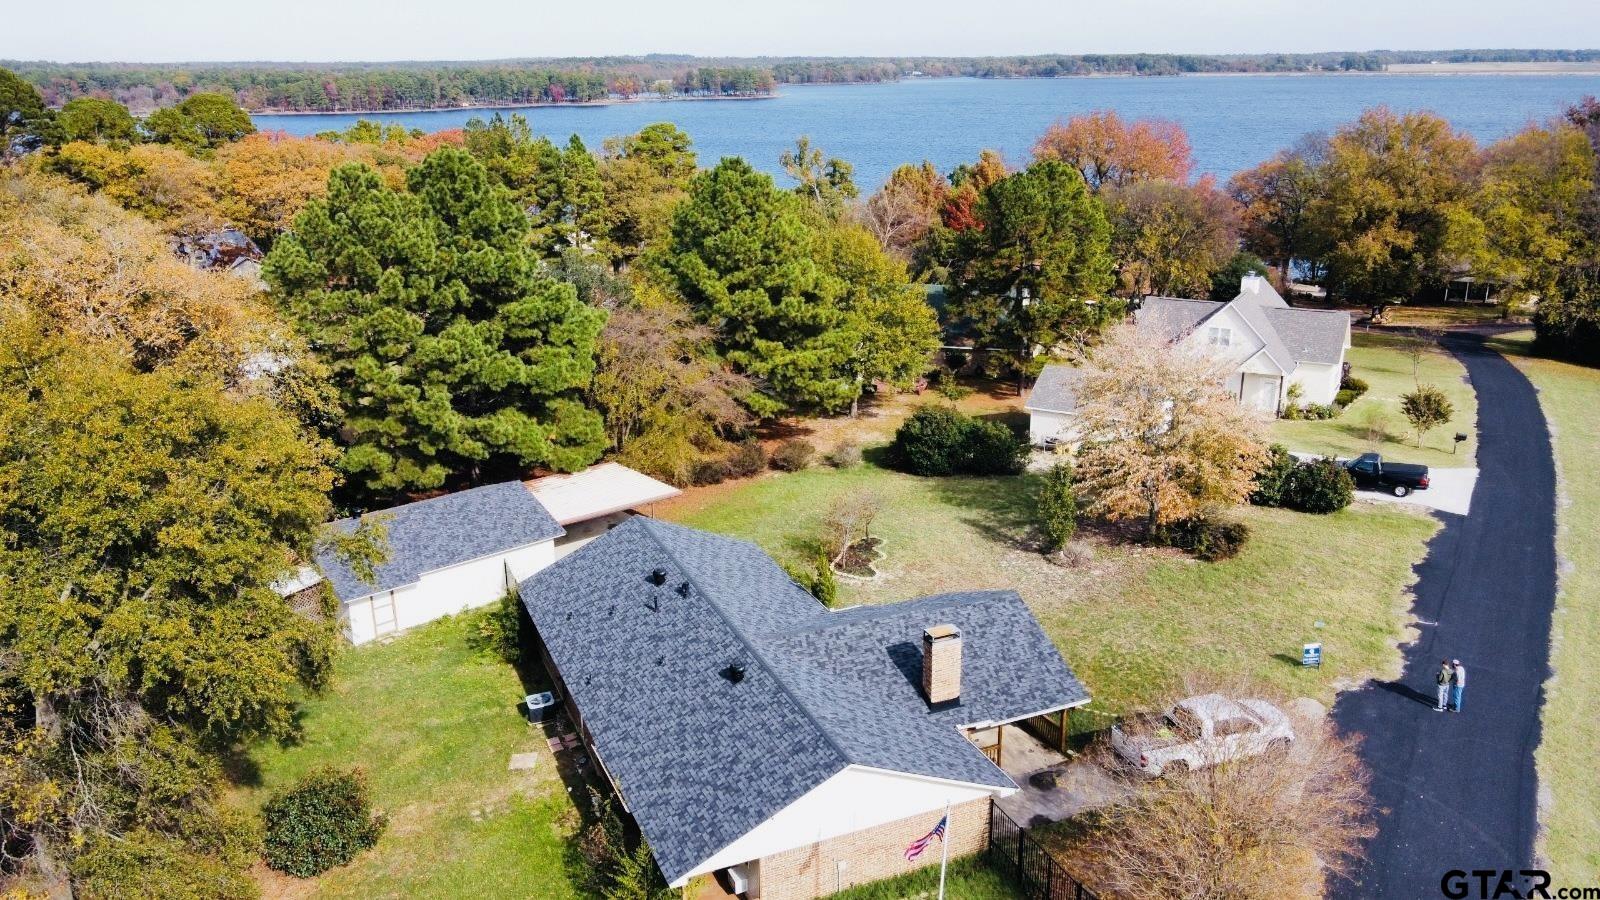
left=1331, top=333, right=1558, bottom=898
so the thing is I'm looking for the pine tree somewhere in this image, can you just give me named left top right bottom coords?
left=266, top=149, right=606, bottom=495
left=659, top=157, right=854, bottom=414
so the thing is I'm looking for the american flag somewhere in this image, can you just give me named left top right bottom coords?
left=904, top=814, right=948, bottom=861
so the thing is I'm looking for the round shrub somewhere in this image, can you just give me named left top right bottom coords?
left=963, top=419, right=1028, bottom=475
left=1192, top=520, right=1250, bottom=561
left=1153, top=517, right=1250, bottom=561
left=263, top=767, right=386, bottom=877
left=825, top=441, right=863, bottom=468
left=1249, top=444, right=1296, bottom=508
left=725, top=440, right=767, bottom=478
left=770, top=439, right=815, bottom=472
left=689, top=456, right=732, bottom=486
left=1284, top=458, right=1355, bottom=513
left=892, top=406, right=971, bottom=476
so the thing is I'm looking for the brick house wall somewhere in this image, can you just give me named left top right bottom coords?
left=753, top=796, right=991, bottom=900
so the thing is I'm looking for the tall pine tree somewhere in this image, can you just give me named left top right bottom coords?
left=266, top=148, right=606, bottom=495
left=660, top=158, right=855, bottom=414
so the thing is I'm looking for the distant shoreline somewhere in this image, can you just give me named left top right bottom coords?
left=249, top=93, right=775, bottom=116
left=246, top=65, right=1600, bottom=116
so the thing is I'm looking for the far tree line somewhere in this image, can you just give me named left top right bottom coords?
left=8, top=48, right=1599, bottom=111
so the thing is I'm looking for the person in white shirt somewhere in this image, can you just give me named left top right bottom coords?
left=1450, top=660, right=1466, bottom=712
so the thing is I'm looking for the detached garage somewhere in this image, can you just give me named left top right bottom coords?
left=316, top=481, right=566, bottom=645
left=279, top=465, right=682, bottom=646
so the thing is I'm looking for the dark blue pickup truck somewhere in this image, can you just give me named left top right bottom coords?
left=1344, top=453, right=1430, bottom=497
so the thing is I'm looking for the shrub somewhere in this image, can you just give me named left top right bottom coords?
left=784, top=551, right=837, bottom=607
left=466, top=590, right=523, bottom=663
left=1284, top=458, right=1355, bottom=513
left=963, top=419, right=1029, bottom=475
left=1340, top=374, right=1369, bottom=398
left=892, top=405, right=1028, bottom=476
left=1190, top=520, right=1251, bottom=561
left=810, top=550, right=838, bottom=606
left=1155, top=517, right=1251, bottom=561
left=770, top=439, right=815, bottom=472
left=689, top=456, right=732, bottom=486
left=1334, top=388, right=1359, bottom=408
left=262, top=768, right=386, bottom=877
left=726, top=440, right=768, bottom=478
left=934, top=376, right=974, bottom=401
left=1301, top=403, right=1339, bottom=420
left=1250, top=444, right=1296, bottom=508
left=891, top=406, right=971, bottom=475
left=825, top=440, right=863, bottom=468
left=1037, top=461, right=1079, bottom=551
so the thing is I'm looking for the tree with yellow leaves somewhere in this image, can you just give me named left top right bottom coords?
left=1072, top=322, right=1271, bottom=537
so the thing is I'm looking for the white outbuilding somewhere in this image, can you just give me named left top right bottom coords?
left=291, top=464, right=681, bottom=645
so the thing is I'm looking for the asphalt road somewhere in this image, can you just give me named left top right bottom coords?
left=1331, top=334, right=1558, bottom=898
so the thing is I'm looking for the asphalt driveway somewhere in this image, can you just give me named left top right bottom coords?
left=1331, top=333, right=1557, bottom=897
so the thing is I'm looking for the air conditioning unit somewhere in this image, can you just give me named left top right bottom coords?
left=724, top=864, right=751, bottom=895
left=524, top=691, right=558, bottom=723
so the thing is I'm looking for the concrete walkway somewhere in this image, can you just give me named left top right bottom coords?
left=1330, top=334, right=1557, bottom=898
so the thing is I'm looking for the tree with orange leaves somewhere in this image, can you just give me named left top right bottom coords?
left=1033, top=110, right=1193, bottom=191
left=217, top=132, right=356, bottom=243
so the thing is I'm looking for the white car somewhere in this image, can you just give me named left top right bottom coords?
left=1110, top=694, right=1295, bottom=777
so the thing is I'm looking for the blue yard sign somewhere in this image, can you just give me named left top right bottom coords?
left=1302, top=642, right=1323, bottom=667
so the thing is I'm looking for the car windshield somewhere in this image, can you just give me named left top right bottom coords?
left=1167, top=707, right=1203, bottom=739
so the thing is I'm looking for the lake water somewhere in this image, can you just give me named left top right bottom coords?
left=253, top=75, right=1600, bottom=187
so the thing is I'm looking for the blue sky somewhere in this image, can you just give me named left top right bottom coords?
left=4, top=0, right=1598, bottom=63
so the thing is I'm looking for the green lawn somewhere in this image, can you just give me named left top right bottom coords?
left=235, top=616, right=589, bottom=899
left=825, top=855, right=1019, bottom=899
left=1273, top=331, right=1478, bottom=467
left=1490, top=331, right=1600, bottom=881
left=663, top=462, right=1438, bottom=722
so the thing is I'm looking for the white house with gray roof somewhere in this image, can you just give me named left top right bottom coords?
left=518, top=517, right=1088, bottom=899
left=282, top=465, right=679, bottom=645
left=1026, top=274, right=1351, bottom=446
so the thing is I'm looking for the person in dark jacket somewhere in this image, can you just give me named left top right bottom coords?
left=1435, top=659, right=1453, bottom=712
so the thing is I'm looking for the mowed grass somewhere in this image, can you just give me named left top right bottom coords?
left=1491, top=330, right=1600, bottom=881
left=660, top=462, right=1438, bottom=721
left=235, top=617, right=588, bottom=900
left=1273, top=331, right=1478, bottom=467
left=825, top=855, right=1019, bottom=899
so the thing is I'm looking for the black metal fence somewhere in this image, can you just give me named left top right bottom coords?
left=986, top=803, right=1099, bottom=900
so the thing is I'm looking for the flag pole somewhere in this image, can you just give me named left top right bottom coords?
left=937, top=801, right=952, bottom=900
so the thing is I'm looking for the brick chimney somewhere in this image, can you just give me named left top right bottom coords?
left=922, top=624, right=962, bottom=705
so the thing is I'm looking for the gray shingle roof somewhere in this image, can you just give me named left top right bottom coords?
left=1135, top=296, right=1223, bottom=343
left=518, top=517, right=1088, bottom=886
left=1264, top=307, right=1351, bottom=366
left=1025, top=364, right=1086, bottom=414
left=316, top=482, right=564, bottom=602
left=1136, top=292, right=1346, bottom=372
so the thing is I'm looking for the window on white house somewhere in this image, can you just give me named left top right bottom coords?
left=1207, top=326, right=1233, bottom=348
